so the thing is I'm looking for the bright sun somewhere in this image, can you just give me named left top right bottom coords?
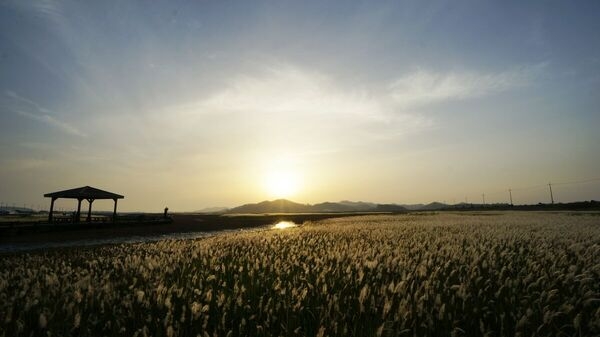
left=264, top=170, right=300, bottom=198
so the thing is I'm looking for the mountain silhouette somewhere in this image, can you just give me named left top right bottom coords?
left=227, top=199, right=312, bottom=214
left=225, top=199, right=407, bottom=214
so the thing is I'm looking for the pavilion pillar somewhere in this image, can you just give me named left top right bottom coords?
left=86, top=199, right=94, bottom=223
left=76, top=198, right=82, bottom=223
left=113, top=198, right=118, bottom=223
left=48, top=197, right=57, bottom=223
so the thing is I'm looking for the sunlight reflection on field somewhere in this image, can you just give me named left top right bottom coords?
left=272, top=220, right=297, bottom=229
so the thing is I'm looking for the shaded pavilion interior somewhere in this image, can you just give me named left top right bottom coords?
left=44, top=186, right=124, bottom=223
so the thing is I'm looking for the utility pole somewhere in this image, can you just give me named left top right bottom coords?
left=509, top=189, right=513, bottom=206
left=482, top=193, right=486, bottom=206
left=548, top=183, right=554, bottom=204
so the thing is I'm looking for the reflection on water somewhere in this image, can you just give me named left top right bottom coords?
left=1, top=221, right=300, bottom=253
left=273, top=221, right=297, bottom=229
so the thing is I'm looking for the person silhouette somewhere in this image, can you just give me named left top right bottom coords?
left=164, top=207, right=169, bottom=219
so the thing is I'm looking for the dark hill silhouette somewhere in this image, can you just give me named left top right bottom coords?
left=375, top=204, right=409, bottom=212
left=311, top=202, right=357, bottom=212
left=226, top=199, right=406, bottom=214
left=338, top=200, right=377, bottom=211
left=214, top=198, right=600, bottom=214
left=227, top=199, right=312, bottom=214
left=419, top=202, right=448, bottom=211
left=398, top=204, right=426, bottom=210
left=194, top=206, right=229, bottom=213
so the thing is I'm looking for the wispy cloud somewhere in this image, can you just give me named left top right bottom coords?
left=5, top=91, right=86, bottom=137
left=167, top=64, right=433, bottom=148
left=199, top=65, right=382, bottom=119
left=16, top=110, right=86, bottom=137
left=75, top=62, right=546, bottom=173
left=0, top=158, right=51, bottom=171
left=4, top=0, right=64, bottom=25
left=389, top=63, right=546, bottom=108
left=195, top=63, right=547, bottom=121
left=104, top=64, right=433, bottom=165
left=5, top=91, right=51, bottom=113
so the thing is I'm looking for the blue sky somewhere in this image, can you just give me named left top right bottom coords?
left=1, top=0, right=599, bottom=211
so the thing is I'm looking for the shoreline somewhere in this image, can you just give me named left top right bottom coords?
left=3, top=210, right=596, bottom=252
left=0, top=212, right=377, bottom=248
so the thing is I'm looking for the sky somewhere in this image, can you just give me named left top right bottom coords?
left=1, top=0, right=599, bottom=212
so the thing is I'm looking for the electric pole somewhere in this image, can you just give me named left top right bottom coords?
left=509, top=189, right=513, bottom=206
left=482, top=193, right=486, bottom=205
left=548, top=183, right=554, bottom=204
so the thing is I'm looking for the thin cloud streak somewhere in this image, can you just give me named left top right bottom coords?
left=16, top=110, right=86, bottom=137
left=5, top=0, right=65, bottom=25
left=6, top=91, right=86, bottom=137
left=0, top=158, right=51, bottom=172
left=389, top=63, right=547, bottom=108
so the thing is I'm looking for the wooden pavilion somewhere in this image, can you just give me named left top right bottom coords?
left=44, top=186, right=124, bottom=223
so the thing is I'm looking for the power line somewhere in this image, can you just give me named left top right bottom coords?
left=553, top=178, right=600, bottom=186
left=461, top=177, right=600, bottom=205
left=510, top=184, right=547, bottom=192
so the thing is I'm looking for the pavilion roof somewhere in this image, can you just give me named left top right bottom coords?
left=44, top=186, right=124, bottom=199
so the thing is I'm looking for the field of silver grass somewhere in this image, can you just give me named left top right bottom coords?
left=1, top=212, right=599, bottom=336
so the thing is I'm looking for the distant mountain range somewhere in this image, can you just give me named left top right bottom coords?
left=0, top=206, right=37, bottom=215
left=196, top=199, right=411, bottom=214
left=195, top=199, right=535, bottom=214
left=195, top=206, right=230, bottom=213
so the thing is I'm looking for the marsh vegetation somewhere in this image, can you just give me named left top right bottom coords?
left=1, top=213, right=599, bottom=336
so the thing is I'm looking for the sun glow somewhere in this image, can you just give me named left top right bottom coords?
left=264, top=170, right=300, bottom=198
